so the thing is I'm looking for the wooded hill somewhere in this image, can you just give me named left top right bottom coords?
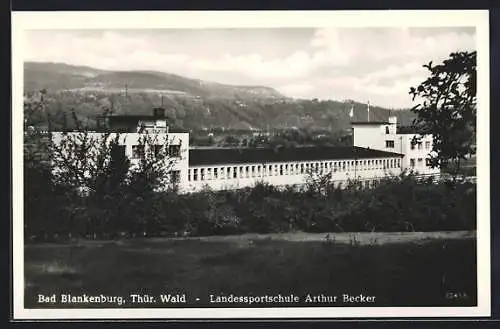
left=24, top=62, right=416, bottom=132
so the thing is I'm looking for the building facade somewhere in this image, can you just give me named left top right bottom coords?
left=187, top=147, right=403, bottom=193
left=352, top=116, right=439, bottom=176
left=50, top=109, right=439, bottom=194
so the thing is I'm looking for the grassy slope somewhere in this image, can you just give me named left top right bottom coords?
left=24, top=234, right=477, bottom=308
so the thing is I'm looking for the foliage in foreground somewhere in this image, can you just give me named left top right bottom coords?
left=25, top=171, right=476, bottom=242
left=409, top=51, right=476, bottom=177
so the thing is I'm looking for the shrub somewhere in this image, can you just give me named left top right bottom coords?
left=24, top=169, right=477, bottom=241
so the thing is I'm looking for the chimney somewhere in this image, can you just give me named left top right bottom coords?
left=153, top=107, right=165, bottom=118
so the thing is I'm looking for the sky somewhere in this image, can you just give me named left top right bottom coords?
left=24, top=27, right=476, bottom=108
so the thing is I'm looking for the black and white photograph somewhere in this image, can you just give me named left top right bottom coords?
left=12, top=10, right=490, bottom=319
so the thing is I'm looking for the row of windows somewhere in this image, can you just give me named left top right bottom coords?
left=188, top=158, right=402, bottom=182
left=410, top=141, right=431, bottom=151
left=385, top=140, right=432, bottom=150
left=410, top=158, right=432, bottom=168
left=130, top=144, right=181, bottom=159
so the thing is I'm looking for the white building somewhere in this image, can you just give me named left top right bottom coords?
left=51, top=108, right=190, bottom=190
left=352, top=116, right=439, bottom=176
left=50, top=109, right=438, bottom=194
left=187, top=146, right=403, bottom=193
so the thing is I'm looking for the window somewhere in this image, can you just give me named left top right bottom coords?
left=207, top=168, right=212, bottom=180
left=418, top=158, right=423, bottom=167
left=385, top=126, right=390, bottom=134
left=245, top=166, right=250, bottom=178
left=251, top=166, right=256, bottom=177
left=257, top=165, right=261, bottom=176
left=193, top=169, right=198, bottom=181
left=188, top=169, right=191, bottom=181
left=385, top=140, right=395, bottom=148
left=290, top=164, right=294, bottom=175
left=132, top=145, right=145, bottom=159
left=233, top=167, right=238, bottom=179
left=274, top=165, right=278, bottom=176
left=425, top=141, right=431, bottom=150
left=239, top=166, right=244, bottom=178
left=411, top=142, right=416, bottom=150
left=269, top=165, right=273, bottom=176
left=227, top=167, right=231, bottom=179
left=342, top=161, right=346, bottom=171
left=168, top=145, right=181, bottom=157
left=171, top=170, right=180, bottom=184
left=410, top=159, right=415, bottom=168
left=200, top=168, right=205, bottom=181
left=425, top=158, right=432, bottom=167
left=280, top=165, right=284, bottom=176
left=418, top=142, right=423, bottom=150
left=296, top=164, right=300, bottom=173
left=300, top=163, right=305, bottom=174
left=153, top=144, right=163, bottom=158
left=214, top=168, right=219, bottom=179
left=111, top=145, right=126, bottom=159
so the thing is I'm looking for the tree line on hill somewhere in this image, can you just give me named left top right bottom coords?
left=23, top=89, right=416, bottom=133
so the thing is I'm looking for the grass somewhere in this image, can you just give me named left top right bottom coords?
left=24, top=234, right=477, bottom=308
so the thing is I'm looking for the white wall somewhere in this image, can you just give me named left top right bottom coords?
left=186, top=156, right=403, bottom=193
left=51, top=131, right=190, bottom=190
left=352, top=120, right=440, bottom=177
left=352, top=123, right=398, bottom=153
left=399, top=134, right=440, bottom=176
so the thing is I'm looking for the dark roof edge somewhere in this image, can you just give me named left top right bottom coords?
left=353, top=147, right=404, bottom=157
left=189, top=146, right=404, bottom=166
left=351, top=121, right=390, bottom=125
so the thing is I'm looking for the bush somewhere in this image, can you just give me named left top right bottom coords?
left=24, top=171, right=477, bottom=242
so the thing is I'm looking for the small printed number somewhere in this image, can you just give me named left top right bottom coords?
left=445, top=292, right=468, bottom=300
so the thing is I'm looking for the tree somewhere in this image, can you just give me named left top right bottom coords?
left=49, top=109, right=122, bottom=196
left=223, top=135, right=240, bottom=147
left=409, top=51, right=476, bottom=178
left=127, top=132, right=179, bottom=194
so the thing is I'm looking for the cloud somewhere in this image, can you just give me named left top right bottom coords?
left=191, top=51, right=317, bottom=79
left=277, top=82, right=314, bottom=98
left=23, top=27, right=476, bottom=108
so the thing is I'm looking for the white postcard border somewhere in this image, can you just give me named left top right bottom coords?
left=11, top=10, right=491, bottom=320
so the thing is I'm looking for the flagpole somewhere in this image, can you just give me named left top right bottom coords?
left=367, top=101, right=370, bottom=122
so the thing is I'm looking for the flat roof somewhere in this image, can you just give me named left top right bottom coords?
left=397, top=126, right=423, bottom=134
left=98, top=115, right=163, bottom=121
left=351, top=121, right=390, bottom=125
left=189, top=146, right=403, bottom=166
